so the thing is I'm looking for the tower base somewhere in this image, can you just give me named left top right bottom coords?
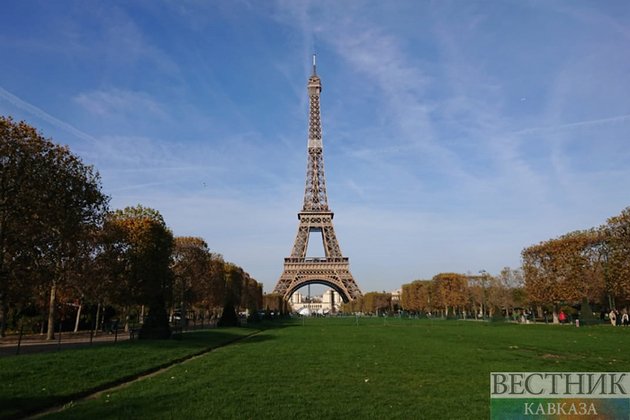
left=273, top=257, right=362, bottom=303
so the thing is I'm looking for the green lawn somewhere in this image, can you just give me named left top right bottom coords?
left=0, top=327, right=258, bottom=419
left=25, top=317, right=630, bottom=419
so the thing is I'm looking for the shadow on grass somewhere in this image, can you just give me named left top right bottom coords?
left=248, top=319, right=301, bottom=329
left=0, top=396, right=61, bottom=420
left=240, top=333, right=276, bottom=344
left=0, top=327, right=273, bottom=420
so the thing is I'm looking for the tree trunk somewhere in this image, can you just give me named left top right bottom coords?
left=74, top=303, right=82, bottom=333
left=139, top=297, right=171, bottom=339
left=0, top=299, right=7, bottom=337
left=124, top=306, right=129, bottom=333
left=46, top=282, right=57, bottom=340
left=94, top=302, right=101, bottom=333
left=181, top=299, right=188, bottom=330
left=0, top=260, right=6, bottom=337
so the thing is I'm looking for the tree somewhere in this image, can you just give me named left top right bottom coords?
left=0, top=116, right=108, bottom=338
left=522, top=229, right=605, bottom=322
left=240, top=273, right=262, bottom=317
left=106, top=206, right=174, bottom=339
left=205, top=255, right=226, bottom=314
left=171, top=237, right=211, bottom=327
left=263, top=293, right=288, bottom=314
left=492, top=267, right=525, bottom=317
left=401, top=283, right=413, bottom=311
left=431, top=273, right=468, bottom=317
left=63, top=229, right=106, bottom=332
left=360, top=292, right=391, bottom=314
left=401, top=280, right=433, bottom=314
left=603, top=207, right=630, bottom=307
left=89, top=218, right=133, bottom=330
left=218, top=263, right=245, bottom=327
left=468, top=268, right=524, bottom=320
left=466, top=274, right=487, bottom=319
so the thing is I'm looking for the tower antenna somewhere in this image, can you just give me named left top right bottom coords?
left=312, top=54, right=317, bottom=75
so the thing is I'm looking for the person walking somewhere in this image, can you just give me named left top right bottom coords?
left=621, top=310, right=629, bottom=327
left=609, top=309, right=617, bottom=326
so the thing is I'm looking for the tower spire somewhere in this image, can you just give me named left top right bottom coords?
left=312, top=54, right=317, bottom=75
left=303, top=56, right=327, bottom=212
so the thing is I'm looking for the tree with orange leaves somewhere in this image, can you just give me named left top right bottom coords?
left=401, top=280, right=433, bottom=314
left=522, top=229, right=605, bottom=322
left=431, top=273, right=468, bottom=317
left=603, top=207, right=630, bottom=307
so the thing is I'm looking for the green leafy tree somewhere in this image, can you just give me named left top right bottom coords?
left=106, top=205, right=174, bottom=339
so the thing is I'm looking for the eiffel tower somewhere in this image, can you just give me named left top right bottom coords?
left=273, top=57, right=362, bottom=303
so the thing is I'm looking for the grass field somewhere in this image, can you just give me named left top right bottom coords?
left=0, top=327, right=258, bottom=419
left=3, top=318, right=630, bottom=419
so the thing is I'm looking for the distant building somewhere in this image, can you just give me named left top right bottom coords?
left=391, top=288, right=401, bottom=303
left=290, top=289, right=343, bottom=315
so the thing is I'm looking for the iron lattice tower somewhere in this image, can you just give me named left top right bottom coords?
left=273, top=57, right=362, bottom=303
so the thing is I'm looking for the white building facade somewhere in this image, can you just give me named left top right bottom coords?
left=290, top=289, right=343, bottom=315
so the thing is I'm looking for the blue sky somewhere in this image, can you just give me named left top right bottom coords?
left=1, top=1, right=629, bottom=294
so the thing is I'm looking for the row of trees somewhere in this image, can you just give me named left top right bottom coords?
left=261, top=293, right=291, bottom=315
left=400, top=269, right=526, bottom=318
left=0, top=116, right=262, bottom=338
left=394, top=207, right=629, bottom=321
left=171, top=236, right=262, bottom=327
left=340, top=292, right=394, bottom=315
left=522, top=208, right=630, bottom=315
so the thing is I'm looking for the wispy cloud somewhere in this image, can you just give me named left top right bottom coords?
left=512, top=114, right=630, bottom=135
left=108, top=181, right=173, bottom=193
left=74, top=89, right=167, bottom=118
left=0, top=85, right=98, bottom=143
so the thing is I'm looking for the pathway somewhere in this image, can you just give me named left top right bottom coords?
left=0, top=330, right=130, bottom=356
